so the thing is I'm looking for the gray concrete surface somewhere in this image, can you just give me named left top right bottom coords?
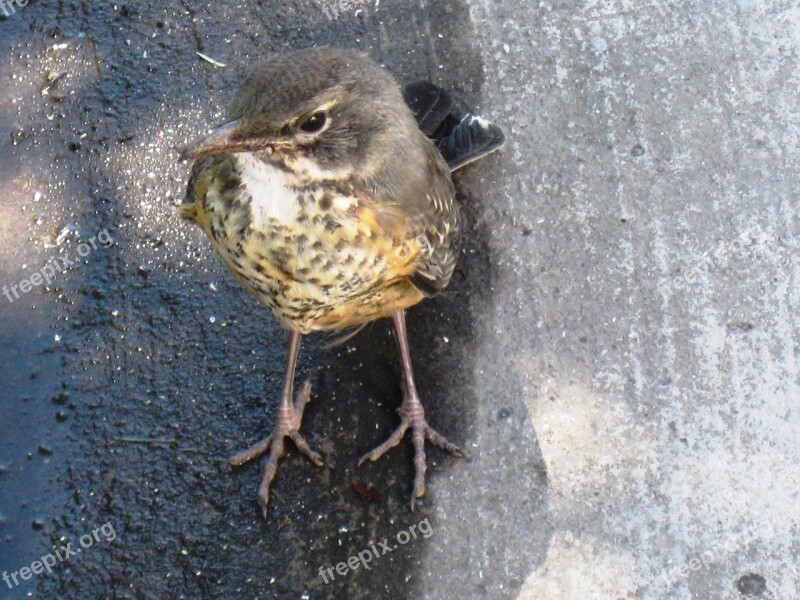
left=0, top=0, right=798, bottom=599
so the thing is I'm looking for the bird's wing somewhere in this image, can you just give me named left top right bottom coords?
left=366, top=139, right=461, bottom=298
left=410, top=143, right=460, bottom=297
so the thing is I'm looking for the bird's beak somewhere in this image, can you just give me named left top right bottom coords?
left=179, top=120, right=285, bottom=162
left=180, top=120, right=242, bottom=162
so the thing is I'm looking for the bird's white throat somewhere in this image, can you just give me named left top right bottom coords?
left=235, top=153, right=302, bottom=227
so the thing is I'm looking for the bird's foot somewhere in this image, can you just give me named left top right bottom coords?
left=229, top=380, right=324, bottom=520
left=358, top=392, right=464, bottom=510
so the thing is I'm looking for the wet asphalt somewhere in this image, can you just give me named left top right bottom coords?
left=0, top=1, right=533, bottom=599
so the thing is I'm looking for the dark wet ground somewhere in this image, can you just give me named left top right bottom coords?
left=0, top=1, right=537, bottom=598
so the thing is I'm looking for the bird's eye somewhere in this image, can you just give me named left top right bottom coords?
left=299, top=111, right=327, bottom=134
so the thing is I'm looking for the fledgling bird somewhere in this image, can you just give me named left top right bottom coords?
left=179, top=47, right=503, bottom=518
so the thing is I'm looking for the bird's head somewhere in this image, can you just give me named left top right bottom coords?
left=180, top=48, right=421, bottom=182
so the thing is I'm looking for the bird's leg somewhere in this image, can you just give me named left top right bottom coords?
left=229, top=330, right=324, bottom=519
left=358, top=310, right=464, bottom=509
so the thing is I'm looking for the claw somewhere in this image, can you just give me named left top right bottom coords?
left=229, top=378, right=324, bottom=519
left=358, top=393, right=464, bottom=510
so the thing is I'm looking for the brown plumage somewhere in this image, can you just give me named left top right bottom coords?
left=179, top=47, right=465, bottom=518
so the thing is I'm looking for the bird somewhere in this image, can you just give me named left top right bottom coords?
left=178, top=47, right=504, bottom=519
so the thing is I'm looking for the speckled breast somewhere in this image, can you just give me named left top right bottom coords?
left=185, top=154, right=422, bottom=333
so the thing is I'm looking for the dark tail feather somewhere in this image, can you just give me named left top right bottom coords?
left=402, top=81, right=505, bottom=171
left=436, top=113, right=505, bottom=172
left=402, top=81, right=454, bottom=136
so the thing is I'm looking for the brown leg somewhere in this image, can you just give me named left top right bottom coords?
left=358, top=310, right=464, bottom=509
left=229, top=330, right=324, bottom=520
